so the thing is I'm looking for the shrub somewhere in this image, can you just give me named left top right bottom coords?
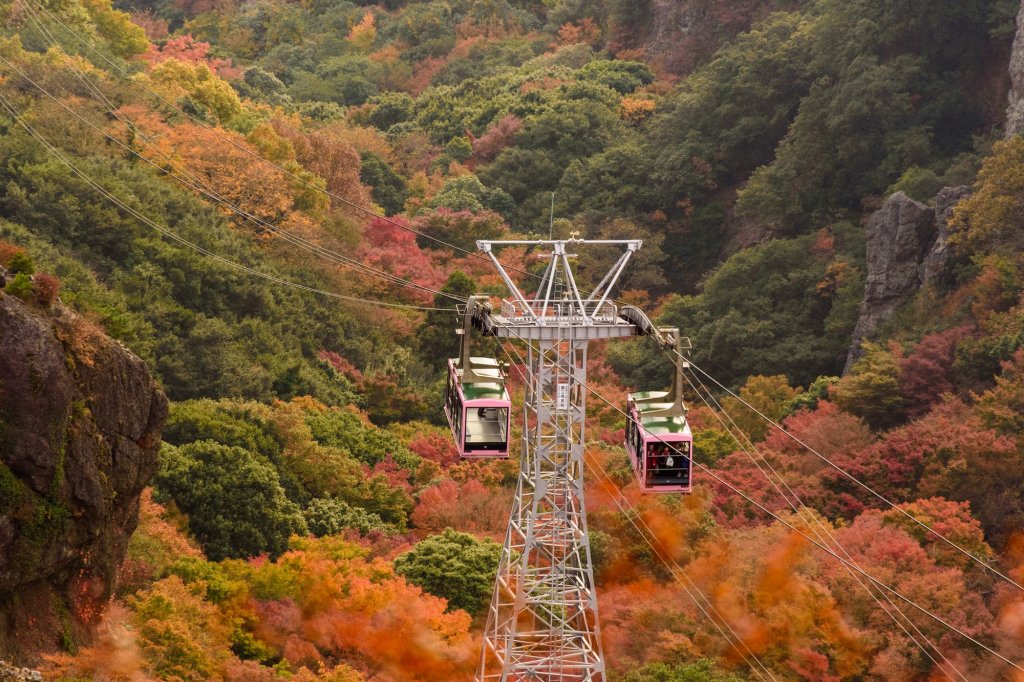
left=3, top=273, right=33, bottom=301
left=692, top=428, right=738, bottom=465
left=303, top=497, right=390, bottom=536
left=785, top=375, right=840, bottom=414
left=0, top=241, right=24, bottom=268
left=154, top=441, right=307, bottom=561
left=32, top=272, right=61, bottom=307
left=720, top=374, right=799, bottom=443
left=7, top=251, right=34, bottom=275
left=832, top=342, right=906, bottom=429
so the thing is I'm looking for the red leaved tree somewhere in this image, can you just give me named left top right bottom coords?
left=898, top=326, right=973, bottom=418
left=411, top=479, right=510, bottom=537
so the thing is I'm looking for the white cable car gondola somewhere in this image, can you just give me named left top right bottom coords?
left=624, top=328, right=693, bottom=493
left=444, top=296, right=511, bottom=458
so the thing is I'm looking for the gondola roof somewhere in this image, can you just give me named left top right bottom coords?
left=640, top=415, right=690, bottom=435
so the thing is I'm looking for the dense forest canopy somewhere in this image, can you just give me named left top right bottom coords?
left=2, top=0, right=1024, bottom=679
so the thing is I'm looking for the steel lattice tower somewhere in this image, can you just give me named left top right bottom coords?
left=475, top=239, right=642, bottom=682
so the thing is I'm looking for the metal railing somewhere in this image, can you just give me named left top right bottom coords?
left=499, top=298, right=619, bottom=323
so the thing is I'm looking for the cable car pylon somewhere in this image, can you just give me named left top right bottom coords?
left=463, top=238, right=649, bottom=682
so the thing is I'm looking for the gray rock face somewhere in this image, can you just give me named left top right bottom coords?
left=844, top=187, right=970, bottom=372
left=0, top=295, right=167, bottom=662
left=1008, top=1, right=1024, bottom=136
left=922, top=186, right=972, bottom=283
left=861, top=192, right=935, bottom=304
left=0, top=662, right=42, bottom=682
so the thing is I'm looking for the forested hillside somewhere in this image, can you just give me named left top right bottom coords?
left=2, top=0, right=1024, bottom=679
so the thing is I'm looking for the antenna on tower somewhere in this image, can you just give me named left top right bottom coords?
left=549, top=191, right=555, bottom=240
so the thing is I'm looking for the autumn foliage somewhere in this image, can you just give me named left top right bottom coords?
left=7, top=0, right=1024, bottom=679
left=143, top=34, right=240, bottom=78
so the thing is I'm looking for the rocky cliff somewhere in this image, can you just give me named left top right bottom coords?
left=844, top=186, right=970, bottom=372
left=0, top=294, right=166, bottom=663
left=0, top=662, right=40, bottom=682
left=1007, top=1, right=1024, bottom=136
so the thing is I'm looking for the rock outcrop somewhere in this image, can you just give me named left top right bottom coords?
left=844, top=187, right=971, bottom=372
left=0, top=662, right=41, bottom=682
left=0, top=294, right=167, bottom=663
left=1007, top=1, right=1024, bottom=136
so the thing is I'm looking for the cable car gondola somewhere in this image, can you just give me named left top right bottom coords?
left=624, top=328, right=693, bottom=493
left=444, top=296, right=511, bottom=458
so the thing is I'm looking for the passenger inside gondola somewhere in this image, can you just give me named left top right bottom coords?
left=646, top=441, right=690, bottom=485
left=645, top=443, right=661, bottom=484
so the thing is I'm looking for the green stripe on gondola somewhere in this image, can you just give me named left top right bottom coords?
left=632, top=396, right=690, bottom=434
left=449, top=356, right=508, bottom=401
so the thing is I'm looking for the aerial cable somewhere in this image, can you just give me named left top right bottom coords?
left=588, top=461, right=778, bottom=682
left=0, top=52, right=464, bottom=306
left=502, top=334, right=958, bottom=680
left=679, top=364, right=968, bottom=681
left=495, top=341, right=779, bottom=682
left=19, top=4, right=1012, bottom=665
left=0, top=90, right=454, bottom=312
left=677, top=351, right=1024, bottom=594
left=497, top=341, right=778, bottom=682
left=688, top=364, right=966, bottom=679
left=19, top=0, right=546, bottom=284
left=6, top=8, right=445, bottom=301
left=589, top=375, right=1022, bottom=674
left=495, top=324, right=1024, bottom=675
left=585, top=461, right=783, bottom=682
left=503, top=331, right=960, bottom=681
left=0, top=50, right=455, bottom=303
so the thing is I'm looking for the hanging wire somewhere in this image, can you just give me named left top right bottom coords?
left=0, top=49, right=464, bottom=306
left=19, top=0, right=548, bottom=283
left=495, top=324, right=1024, bottom=675
left=676, top=351, right=1024, bottom=595
left=0, top=90, right=454, bottom=312
left=7, top=9, right=1015, bottom=669
left=678, top=363, right=968, bottom=681
left=496, top=341, right=779, bottom=682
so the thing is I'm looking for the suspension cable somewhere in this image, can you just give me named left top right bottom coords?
left=678, top=352, right=1024, bottom=594
left=0, top=50, right=464, bottom=306
left=9, top=9, right=1014, bottom=665
left=20, top=0, right=546, bottom=283
left=496, top=342, right=778, bottom=682
left=679, top=364, right=968, bottom=680
left=593, top=377, right=1021, bottom=673
left=495, top=325, right=1023, bottom=675
left=0, top=22, right=443, bottom=301
left=0, top=90, right=454, bottom=312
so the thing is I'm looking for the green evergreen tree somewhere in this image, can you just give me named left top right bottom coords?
left=393, top=528, right=502, bottom=616
left=155, top=441, right=307, bottom=560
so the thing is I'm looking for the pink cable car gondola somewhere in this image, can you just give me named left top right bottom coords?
left=444, top=296, right=511, bottom=458
left=624, top=328, right=693, bottom=493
